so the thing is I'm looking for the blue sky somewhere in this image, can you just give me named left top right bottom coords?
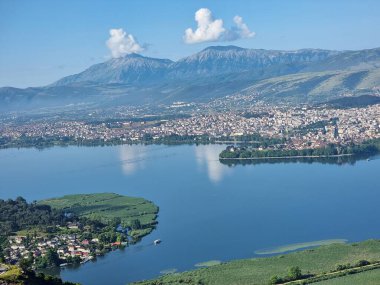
left=1, top=0, right=380, bottom=88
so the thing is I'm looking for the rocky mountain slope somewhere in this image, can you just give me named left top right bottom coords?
left=1, top=46, right=380, bottom=110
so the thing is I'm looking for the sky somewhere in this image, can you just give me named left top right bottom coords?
left=1, top=0, right=380, bottom=88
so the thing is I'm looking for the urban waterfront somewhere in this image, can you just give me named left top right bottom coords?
left=0, top=144, right=379, bottom=284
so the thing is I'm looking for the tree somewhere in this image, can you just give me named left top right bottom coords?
left=288, top=266, right=302, bottom=280
left=130, top=219, right=141, bottom=230
left=19, top=258, right=33, bottom=270
left=356, top=260, right=370, bottom=267
left=45, top=248, right=61, bottom=267
left=269, top=275, right=282, bottom=284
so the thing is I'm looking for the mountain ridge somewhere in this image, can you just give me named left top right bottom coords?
left=1, top=45, right=380, bottom=111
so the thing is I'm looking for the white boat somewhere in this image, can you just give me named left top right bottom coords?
left=154, top=239, right=161, bottom=245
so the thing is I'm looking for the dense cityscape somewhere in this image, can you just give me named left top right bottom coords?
left=1, top=104, right=379, bottom=150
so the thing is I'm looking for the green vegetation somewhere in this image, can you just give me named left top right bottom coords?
left=295, top=118, right=338, bottom=135
left=160, top=269, right=178, bottom=275
left=134, top=240, right=380, bottom=285
left=219, top=138, right=380, bottom=160
left=325, top=95, right=380, bottom=109
left=255, top=239, right=347, bottom=255
left=0, top=265, right=23, bottom=282
left=39, top=193, right=158, bottom=239
left=0, top=131, right=286, bottom=149
left=194, top=260, right=222, bottom=267
left=0, top=264, right=79, bottom=285
left=0, top=197, right=66, bottom=236
left=313, top=269, right=380, bottom=285
left=1, top=193, right=158, bottom=275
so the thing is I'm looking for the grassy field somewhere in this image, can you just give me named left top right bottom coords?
left=313, top=269, right=380, bottom=285
left=134, top=240, right=380, bottom=285
left=39, top=193, right=158, bottom=230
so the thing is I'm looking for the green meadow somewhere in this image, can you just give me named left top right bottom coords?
left=313, top=269, right=380, bottom=285
left=134, top=240, right=380, bottom=285
left=39, top=193, right=159, bottom=237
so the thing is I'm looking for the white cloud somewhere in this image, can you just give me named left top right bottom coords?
left=106, top=28, right=143, bottom=58
left=184, top=8, right=225, bottom=44
left=233, top=15, right=256, bottom=39
left=184, top=8, right=255, bottom=44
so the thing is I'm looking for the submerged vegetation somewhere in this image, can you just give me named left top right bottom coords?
left=254, top=239, right=348, bottom=255
left=134, top=240, right=380, bottom=285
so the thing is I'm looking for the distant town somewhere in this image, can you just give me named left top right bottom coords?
left=1, top=103, right=379, bottom=150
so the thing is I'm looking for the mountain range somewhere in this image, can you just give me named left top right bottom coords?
left=1, top=45, right=380, bottom=111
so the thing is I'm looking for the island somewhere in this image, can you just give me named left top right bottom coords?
left=219, top=138, right=380, bottom=161
left=0, top=193, right=158, bottom=279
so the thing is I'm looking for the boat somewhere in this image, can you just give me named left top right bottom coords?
left=154, top=239, right=161, bottom=245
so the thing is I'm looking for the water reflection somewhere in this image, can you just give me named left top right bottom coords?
left=194, top=145, right=231, bottom=183
left=119, top=145, right=147, bottom=175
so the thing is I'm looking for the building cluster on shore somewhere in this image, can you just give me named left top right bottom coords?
left=2, top=218, right=131, bottom=269
left=1, top=104, right=379, bottom=149
left=4, top=223, right=100, bottom=267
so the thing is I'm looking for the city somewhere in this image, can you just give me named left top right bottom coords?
left=1, top=103, right=379, bottom=151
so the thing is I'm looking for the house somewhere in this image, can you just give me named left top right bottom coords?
left=226, top=145, right=238, bottom=152
left=67, top=222, right=79, bottom=230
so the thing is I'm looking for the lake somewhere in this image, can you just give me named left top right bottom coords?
left=0, top=144, right=379, bottom=284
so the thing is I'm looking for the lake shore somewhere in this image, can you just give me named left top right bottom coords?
left=219, top=153, right=354, bottom=160
left=134, top=239, right=380, bottom=285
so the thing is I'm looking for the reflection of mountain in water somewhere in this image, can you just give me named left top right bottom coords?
left=219, top=154, right=375, bottom=167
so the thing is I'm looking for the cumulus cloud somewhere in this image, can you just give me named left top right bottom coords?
left=184, top=8, right=225, bottom=44
left=106, top=28, right=143, bottom=58
left=184, top=8, right=255, bottom=44
left=233, top=15, right=256, bottom=38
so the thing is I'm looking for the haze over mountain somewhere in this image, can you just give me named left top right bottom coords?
left=1, top=45, right=380, bottom=111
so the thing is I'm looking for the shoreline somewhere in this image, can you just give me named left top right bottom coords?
left=133, top=239, right=380, bottom=285
left=219, top=153, right=355, bottom=160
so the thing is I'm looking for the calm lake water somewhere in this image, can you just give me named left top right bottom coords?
left=0, top=144, right=379, bottom=284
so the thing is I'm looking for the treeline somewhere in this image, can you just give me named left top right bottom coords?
left=142, top=133, right=285, bottom=146
left=0, top=197, right=67, bottom=235
left=220, top=139, right=380, bottom=159
left=0, top=132, right=286, bottom=149
left=270, top=260, right=379, bottom=285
